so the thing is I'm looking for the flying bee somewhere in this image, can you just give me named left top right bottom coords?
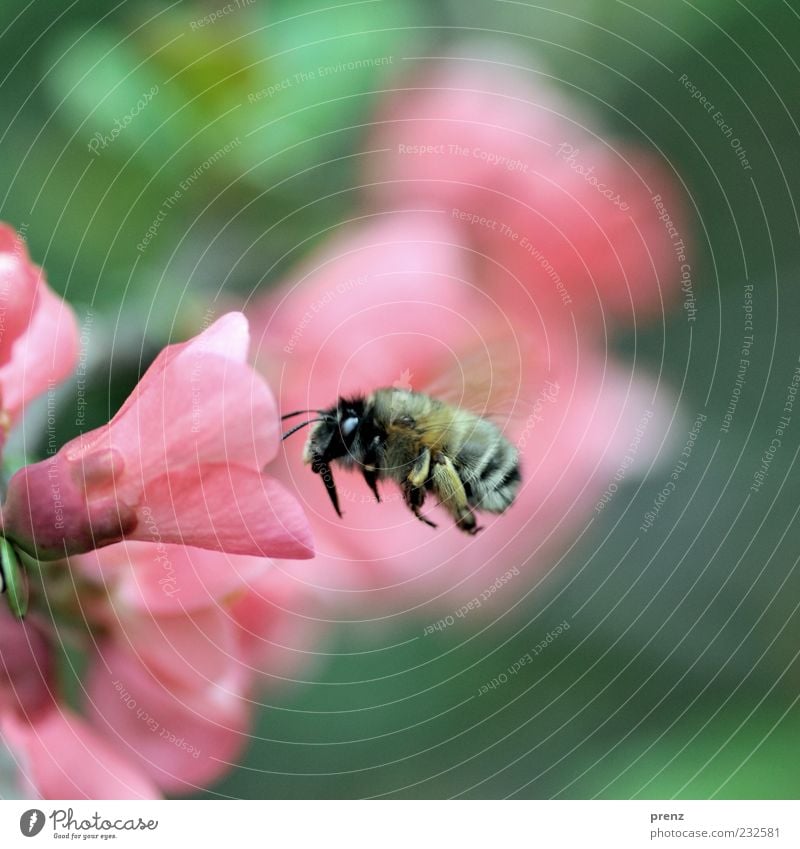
left=281, top=388, right=521, bottom=534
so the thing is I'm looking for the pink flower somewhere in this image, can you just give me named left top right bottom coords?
left=0, top=224, right=161, bottom=799
left=0, top=225, right=40, bottom=364
left=0, top=605, right=159, bottom=799
left=249, top=209, right=675, bottom=614
left=0, top=223, right=78, bottom=430
left=73, top=540, right=270, bottom=616
left=76, top=541, right=326, bottom=679
left=1, top=537, right=323, bottom=797
left=0, top=608, right=53, bottom=722
left=366, top=52, right=686, bottom=327
left=0, top=227, right=318, bottom=798
left=1, top=312, right=314, bottom=561
left=71, top=542, right=325, bottom=794
left=253, top=211, right=483, bottom=399
left=84, top=614, right=252, bottom=793
left=1, top=706, right=159, bottom=799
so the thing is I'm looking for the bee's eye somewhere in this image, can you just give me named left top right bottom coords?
left=341, top=416, right=359, bottom=436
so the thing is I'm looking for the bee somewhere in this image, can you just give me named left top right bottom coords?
left=281, top=388, right=521, bottom=534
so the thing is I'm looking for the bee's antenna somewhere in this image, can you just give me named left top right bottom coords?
left=282, top=418, right=326, bottom=440
left=281, top=409, right=322, bottom=420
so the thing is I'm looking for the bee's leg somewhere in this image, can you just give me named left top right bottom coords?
left=431, top=453, right=482, bottom=535
left=362, top=467, right=381, bottom=503
left=396, top=447, right=437, bottom=527
left=403, top=481, right=437, bottom=528
left=362, top=435, right=382, bottom=503
left=407, top=448, right=431, bottom=489
left=311, top=459, right=342, bottom=517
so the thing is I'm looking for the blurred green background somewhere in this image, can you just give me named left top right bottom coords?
left=2, top=0, right=799, bottom=798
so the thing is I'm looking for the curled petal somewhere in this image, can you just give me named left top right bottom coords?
left=135, top=465, right=314, bottom=559
left=111, top=311, right=251, bottom=424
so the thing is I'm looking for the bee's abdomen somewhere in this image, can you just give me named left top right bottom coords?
left=457, top=428, right=521, bottom=514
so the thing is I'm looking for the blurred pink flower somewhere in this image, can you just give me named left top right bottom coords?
left=366, top=53, right=686, bottom=327
left=248, top=209, right=674, bottom=615
left=74, top=540, right=269, bottom=616
left=1, top=706, right=158, bottom=799
left=84, top=613, right=252, bottom=793
left=72, top=542, right=324, bottom=794
left=0, top=223, right=78, bottom=431
left=0, top=225, right=41, bottom=364
left=1, top=537, right=322, bottom=797
left=0, top=608, right=53, bottom=722
left=2, top=312, right=314, bottom=561
left=0, top=605, right=158, bottom=799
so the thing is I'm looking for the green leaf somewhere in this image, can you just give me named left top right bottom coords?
left=0, top=537, right=28, bottom=619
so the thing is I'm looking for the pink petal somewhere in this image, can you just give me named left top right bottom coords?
left=0, top=224, right=41, bottom=366
left=66, top=317, right=277, bottom=484
left=111, top=312, right=251, bottom=424
left=230, top=569, right=328, bottom=684
left=119, top=607, right=238, bottom=692
left=250, top=210, right=483, bottom=402
left=365, top=57, right=687, bottom=327
left=106, top=351, right=278, bottom=492
left=135, top=465, right=314, bottom=559
left=73, top=541, right=270, bottom=616
left=483, top=147, right=686, bottom=324
left=0, top=611, right=54, bottom=719
left=366, top=52, right=573, bottom=215
left=85, top=643, right=250, bottom=794
left=0, top=282, right=79, bottom=423
left=1, top=706, right=159, bottom=799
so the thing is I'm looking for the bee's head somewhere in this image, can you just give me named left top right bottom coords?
left=302, top=397, right=366, bottom=466
left=281, top=397, right=369, bottom=519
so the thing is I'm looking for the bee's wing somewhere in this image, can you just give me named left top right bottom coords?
left=418, top=338, right=541, bottom=433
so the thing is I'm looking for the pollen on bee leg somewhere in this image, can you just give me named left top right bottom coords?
left=408, top=448, right=431, bottom=488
